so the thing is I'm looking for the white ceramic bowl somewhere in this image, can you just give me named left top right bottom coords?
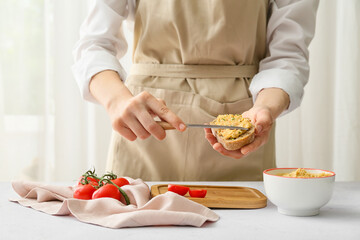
left=263, top=168, right=335, bottom=216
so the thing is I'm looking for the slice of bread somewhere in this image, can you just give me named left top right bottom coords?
left=211, top=114, right=255, bottom=151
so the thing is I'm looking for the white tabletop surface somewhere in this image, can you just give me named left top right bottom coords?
left=1, top=181, right=359, bottom=240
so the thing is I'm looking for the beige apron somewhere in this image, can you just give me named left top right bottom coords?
left=106, top=0, right=276, bottom=181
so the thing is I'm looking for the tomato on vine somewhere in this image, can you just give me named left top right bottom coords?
left=111, top=178, right=129, bottom=187
left=73, top=183, right=98, bottom=200
left=92, top=184, right=121, bottom=201
left=76, top=168, right=100, bottom=186
left=77, top=176, right=99, bottom=186
left=73, top=169, right=131, bottom=205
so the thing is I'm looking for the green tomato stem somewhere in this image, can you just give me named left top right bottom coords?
left=98, top=178, right=130, bottom=205
left=101, top=172, right=118, bottom=180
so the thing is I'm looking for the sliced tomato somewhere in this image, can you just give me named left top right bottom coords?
left=189, top=189, right=207, bottom=198
left=73, top=184, right=97, bottom=200
left=92, top=184, right=121, bottom=201
left=111, top=177, right=130, bottom=187
left=167, top=184, right=189, bottom=196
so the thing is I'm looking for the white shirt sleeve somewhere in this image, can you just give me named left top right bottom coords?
left=72, top=0, right=135, bottom=103
left=249, top=0, right=320, bottom=116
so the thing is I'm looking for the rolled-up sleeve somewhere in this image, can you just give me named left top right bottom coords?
left=72, top=0, right=133, bottom=103
left=249, top=0, right=319, bottom=115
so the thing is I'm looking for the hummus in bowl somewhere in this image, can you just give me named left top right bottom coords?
left=263, top=168, right=335, bottom=216
left=277, top=168, right=333, bottom=178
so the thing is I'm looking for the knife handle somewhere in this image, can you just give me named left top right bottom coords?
left=156, top=121, right=176, bottom=130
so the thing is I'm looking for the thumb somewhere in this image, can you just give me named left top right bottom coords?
left=254, top=110, right=273, bottom=135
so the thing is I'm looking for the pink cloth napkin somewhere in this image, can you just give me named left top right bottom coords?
left=10, top=178, right=219, bottom=228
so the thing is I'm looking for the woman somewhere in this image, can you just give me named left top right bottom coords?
left=72, top=0, right=319, bottom=181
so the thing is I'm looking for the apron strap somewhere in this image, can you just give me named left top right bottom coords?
left=130, top=64, right=258, bottom=78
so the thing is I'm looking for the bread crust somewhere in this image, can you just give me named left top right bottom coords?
left=212, top=125, right=255, bottom=151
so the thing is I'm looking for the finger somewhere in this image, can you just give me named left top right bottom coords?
left=213, top=143, right=245, bottom=159
left=204, top=128, right=218, bottom=145
left=157, top=98, right=167, bottom=106
left=145, top=94, right=186, bottom=131
left=137, top=111, right=166, bottom=140
left=240, top=133, right=269, bottom=155
left=125, top=117, right=151, bottom=140
left=113, top=121, right=137, bottom=141
left=153, top=98, right=167, bottom=118
left=204, top=128, right=212, bottom=134
left=148, top=109, right=157, bottom=119
left=241, top=111, right=253, bottom=122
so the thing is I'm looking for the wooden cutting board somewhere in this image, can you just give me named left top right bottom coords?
left=151, top=184, right=267, bottom=209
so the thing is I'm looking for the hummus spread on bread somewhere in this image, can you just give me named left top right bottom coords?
left=211, top=114, right=252, bottom=140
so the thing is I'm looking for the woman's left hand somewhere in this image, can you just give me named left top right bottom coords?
left=204, top=88, right=290, bottom=159
left=204, top=105, right=274, bottom=159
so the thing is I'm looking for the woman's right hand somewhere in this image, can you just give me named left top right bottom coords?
left=107, top=91, right=186, bottom=141
left=89, top=70, right=186, bottom=141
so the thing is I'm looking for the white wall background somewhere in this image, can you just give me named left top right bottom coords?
left=0, top=0, right=359, bottom=182
left=276, top=0, right=360, bottom=181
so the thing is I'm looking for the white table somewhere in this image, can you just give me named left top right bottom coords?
left=1, top=181, right=359, bottom=240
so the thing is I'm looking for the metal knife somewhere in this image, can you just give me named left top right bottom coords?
left=156, top=121, right=249, bottom=131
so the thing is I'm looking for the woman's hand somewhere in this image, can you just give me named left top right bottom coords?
left=108, top=91, right=186, bottom=141
left=205, top=88, right=290, bottom=159
left=204, top=106, right=273, bottom=159
left=89, top=70, right=186, bottom=141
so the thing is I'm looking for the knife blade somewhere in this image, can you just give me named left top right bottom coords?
left=156, top=121, right=249, bottom=131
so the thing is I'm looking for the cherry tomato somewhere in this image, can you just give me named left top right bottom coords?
left=189, top=189, right=207, bottom=198
left=73, top=184, right=97, bottom=200
left=92, top=184, right=121, bottom=201
left=111, top=177, right=130, bottom=187
left=77, top=176, right=98, bottom=186
left=167, top=184, right=189, bottom=196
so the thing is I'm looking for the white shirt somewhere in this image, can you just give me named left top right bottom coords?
left=72, top=0, right=319, bottom=115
